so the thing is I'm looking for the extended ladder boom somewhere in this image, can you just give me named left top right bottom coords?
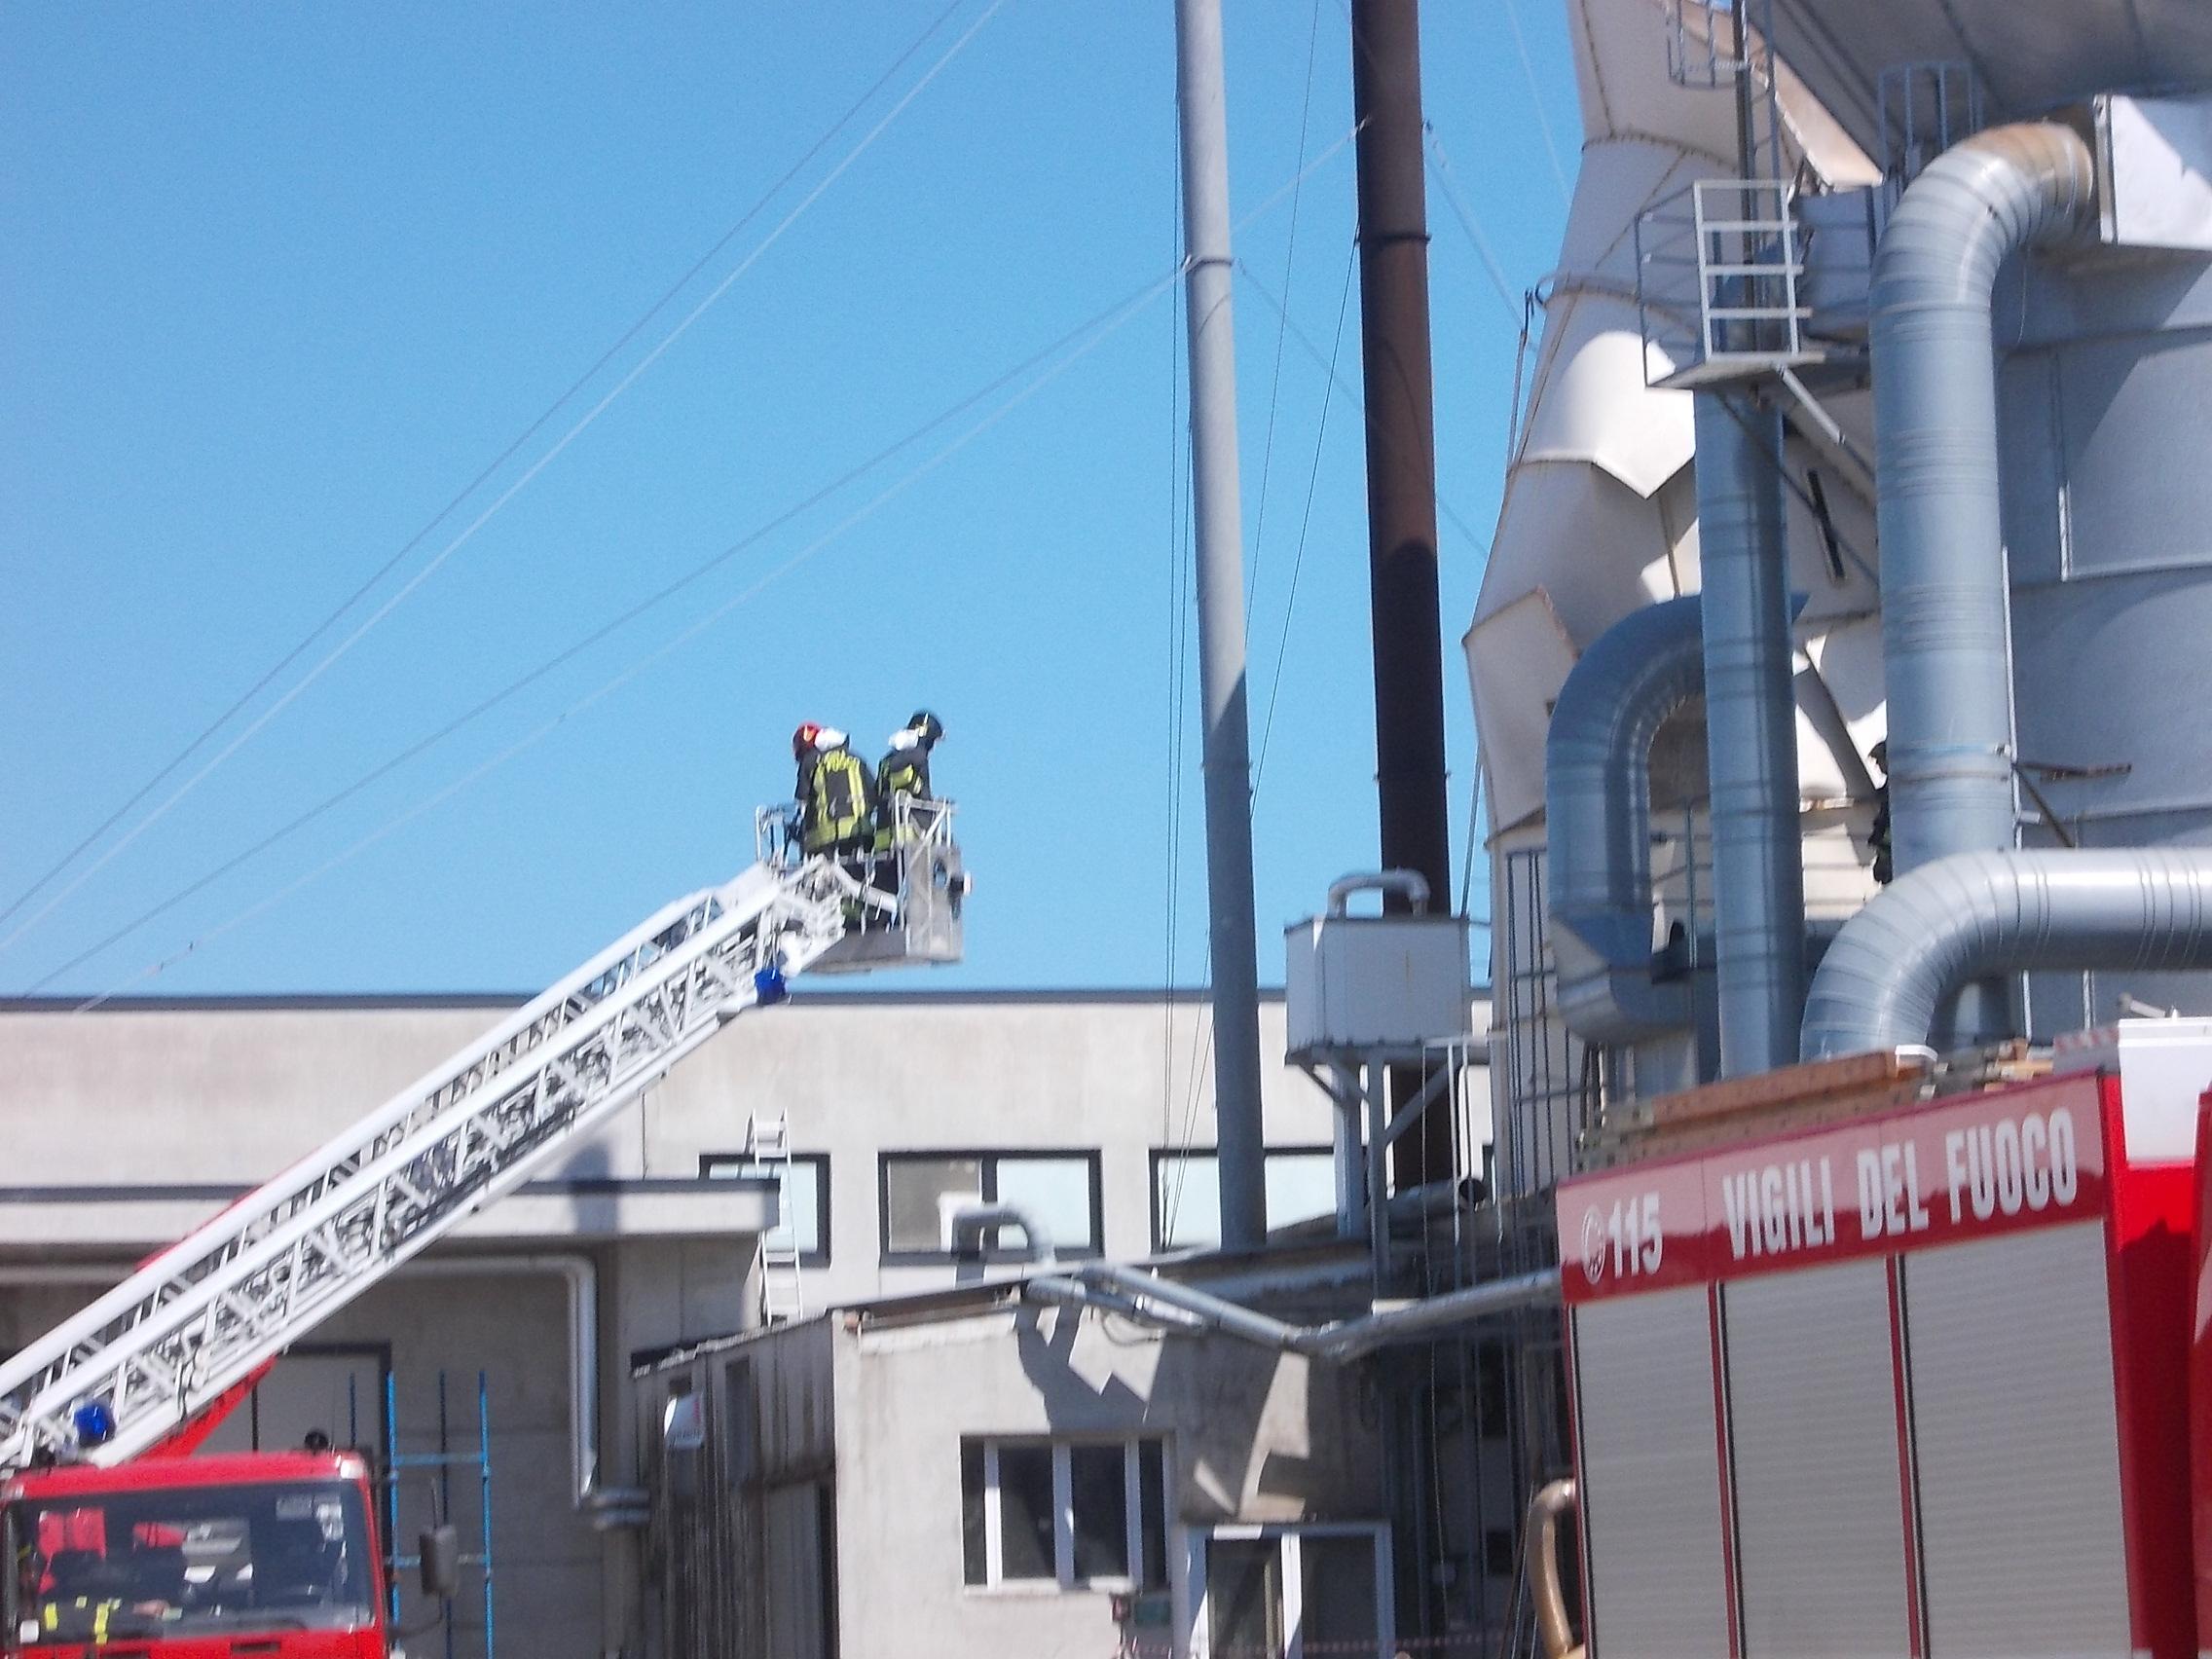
left=0, top=857, right=856, bottom=1473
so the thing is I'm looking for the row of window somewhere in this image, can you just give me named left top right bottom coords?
left=700, top=1147, right=1339, bottom=1267
left=955, top=1434, right=1429, bottom=1652
left=960, top=1437, right=1170, bottom=1591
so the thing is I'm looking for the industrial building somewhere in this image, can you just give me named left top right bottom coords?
left=11, top=0, right=2212, bottom=1652
left=0, top=986, right=1489, bottom=1657
left=1467, top=0, right=2212, bottom=1654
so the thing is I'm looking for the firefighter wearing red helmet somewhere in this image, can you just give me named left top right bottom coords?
left=792, top=722, right=875, bottom=857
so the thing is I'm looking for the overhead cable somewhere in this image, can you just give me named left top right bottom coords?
left=1244, top=0, right=1328, bottom=636
left=1252, top=240, right=1358, bottom=790
left=1421, top=124, right=1524, bottom=320
left=35, top=272, right=1170, bottom=997
left=66, top=275, right=1175, bottom=1010
left=1499, top=0, right=1573, bottom=203
left=0, top=0, right=1006, bottom=960
left=1232, top=257, right=1490, bottom=554
left=56, top=127, right=1369, bottom=1003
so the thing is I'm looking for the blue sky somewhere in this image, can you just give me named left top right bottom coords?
left=0, top=1, right=1578, bottom=998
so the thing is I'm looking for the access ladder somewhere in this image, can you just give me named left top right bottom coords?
left=0, top=855, right=866, bottom=1473
left=747, top=1113, right=806, bottom=1324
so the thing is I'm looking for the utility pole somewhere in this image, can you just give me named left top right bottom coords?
left=1174, top=0, right=1268, bottom=1249
left=1351, top=0, right=1456, bottom=1187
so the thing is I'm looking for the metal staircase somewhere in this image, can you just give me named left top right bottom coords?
left=0, top=855, right=866, bottom=1474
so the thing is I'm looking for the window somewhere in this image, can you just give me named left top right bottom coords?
left=702, top=1153, right=830, bottom=1266
left=1150, top=1148, right=1338, bottom=1251
left=1189, top=1524, right=1393, bottom=1658
left=4, top=1481, right=377, bottom=1647
left=880, top=1152, right=1102, bottom=1261
left=959, top=1439, right=1169, bottom=1591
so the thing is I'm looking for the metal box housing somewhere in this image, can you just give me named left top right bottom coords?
left=1283, top=913, right=1469, bottom=1060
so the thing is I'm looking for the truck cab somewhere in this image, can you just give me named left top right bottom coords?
left=2, top=1452, right=389, bottom=1658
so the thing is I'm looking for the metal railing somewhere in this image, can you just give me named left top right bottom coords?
left=1878, top=60, right=1984, bottom=195
left=1636, top=178, right=1817, bottom=387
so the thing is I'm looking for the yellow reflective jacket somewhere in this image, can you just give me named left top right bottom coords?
left=800, top=746, right=875, bottom=853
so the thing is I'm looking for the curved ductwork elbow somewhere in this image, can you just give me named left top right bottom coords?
left=1545, top=596, right=1703, bottom=1041
left=1801, top=848, right=2212, bottom=1059
left=1327, top=869, right=1431, bottom=915
left=949, top=1202, right=1055, bottom=1266
left=1871, top=123, right=2097, bottom=877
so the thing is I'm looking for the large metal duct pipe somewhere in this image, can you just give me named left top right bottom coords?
left=1694, top=393, right=1806, bottom=1075
left=948, top=1201, right=1055, bottom=1267
left=1870, top=123, right=2096, bottom=1036
left=1022, top=1260, right=1562, bottom=1362
left=1327, top=868, right=1431, bottom=915
left=1802, top=848, right=2212, bottom=1058
left=1545, top=596, right=1704, bottom=1042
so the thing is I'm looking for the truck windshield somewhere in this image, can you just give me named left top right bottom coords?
left=4, top=1480, right=375, bottom=1646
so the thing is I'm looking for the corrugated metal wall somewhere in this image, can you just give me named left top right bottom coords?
left=642, top=1321, right=837, bottom=1659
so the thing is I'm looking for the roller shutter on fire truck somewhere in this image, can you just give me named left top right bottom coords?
left=1558, top=1070, right=2194, bottom=1659
left=1572, top=1286, right=1731, bottom=1658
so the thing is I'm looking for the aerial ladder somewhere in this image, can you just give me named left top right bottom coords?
left=0, top=804, right=964, bottom=1474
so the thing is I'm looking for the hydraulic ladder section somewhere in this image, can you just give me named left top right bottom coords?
left=0, top=858, right=859, bottom=1474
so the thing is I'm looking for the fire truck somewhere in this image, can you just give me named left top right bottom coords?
left=1534, top=1020, right=2211, bottom=1659
left=0, top=811, right=963, bottom=1657
left=2, top=1450, right=441, bottom=1659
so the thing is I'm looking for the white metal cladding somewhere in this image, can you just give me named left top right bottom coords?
left=1903, top=1222, right=2131, bottom=1657
left=1723, top=1260, right=1913, bottom=1658
left=0, top=858, right=854, bottom=1473
left=1575, top=1287, right=1732, bottom=1659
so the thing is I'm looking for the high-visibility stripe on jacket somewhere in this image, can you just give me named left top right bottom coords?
left=41, top=1597, right=114, bottom=1641
left=872, top=749, right=934, bottom=850
left=877, top=754, right=929, bottom=803
left=801, top=747, right=875, bottom=853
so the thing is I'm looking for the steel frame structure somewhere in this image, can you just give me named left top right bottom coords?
left=0, top=857, right=856, bottom=1472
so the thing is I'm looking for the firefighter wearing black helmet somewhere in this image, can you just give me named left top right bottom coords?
left=874, top=710, right=944, bottom=848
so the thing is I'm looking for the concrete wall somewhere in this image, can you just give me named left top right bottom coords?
left=636, top=1301, right=1384, bottom=1659
left=643, top=989, right=1492, bottom=1308
left=830, top=1305, right=1380, bottom=1659
left=0, top=988, right=1485, bottom=1657
left=0, top=991, right=1489, bottom=1308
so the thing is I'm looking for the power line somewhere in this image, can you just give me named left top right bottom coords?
left=1244, top=0, right=1327, bottom=637
left=69, top=272, right=1177, bottom=1012
left=1422, top=122, right=1524, bottom=320
left=1253, top=240, right=1358, bottom=790
left=50, top=127, right=1369, bottom=1002
left=32, top=274, right=1171, bottom=996
left=0, top=0, right=1006, bottom=959
left=1499, top=0, right=1573, bottom=203
left=1232, top=256, right=1490, bottom=554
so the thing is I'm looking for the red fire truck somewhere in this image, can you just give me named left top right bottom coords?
left=1, top=1450, right=454, bottom=1659
left=1547, top=1021, right=2207, bottom=1659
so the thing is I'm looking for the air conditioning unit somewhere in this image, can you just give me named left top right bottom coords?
left=1285, top=881, right=1469, bottom=1062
